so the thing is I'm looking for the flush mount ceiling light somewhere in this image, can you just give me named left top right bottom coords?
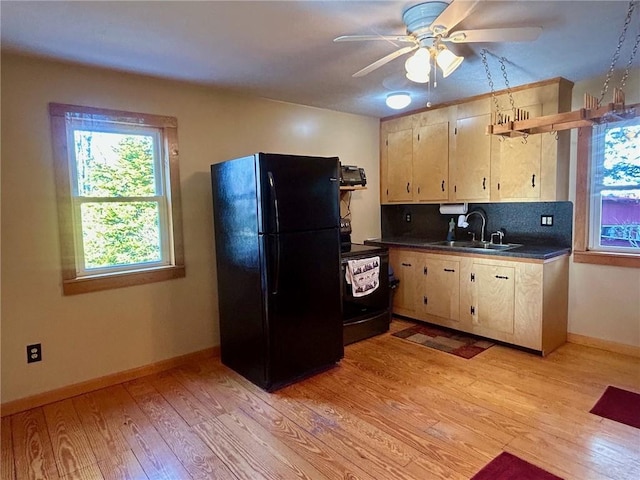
left=386, top=92, right=412, bottom=109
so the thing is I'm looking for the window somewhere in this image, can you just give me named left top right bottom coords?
left=49, top=104, right=185, bottom=294
left=574, top=116, right=640, bottom=268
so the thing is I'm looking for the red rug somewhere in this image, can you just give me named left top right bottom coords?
left=472, top=452, right=563, bottom=480
left=590, top=385, right=640, bottom=429
left=392, top=323, right=494, bottom=359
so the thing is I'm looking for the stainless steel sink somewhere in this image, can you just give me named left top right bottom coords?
left=426, top=240, right=521, bottom=251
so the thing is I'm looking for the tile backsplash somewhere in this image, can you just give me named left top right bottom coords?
left=381, top=202, right=573, bottom=247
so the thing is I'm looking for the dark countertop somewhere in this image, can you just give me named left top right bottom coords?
left=364, top=237, right=571, bottom=261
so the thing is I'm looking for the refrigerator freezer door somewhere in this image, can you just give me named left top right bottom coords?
left=264, top=228, right=343, bottom=389
left=257, top=153, right=340, bottom=234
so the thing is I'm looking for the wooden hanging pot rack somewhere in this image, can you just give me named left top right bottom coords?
left=486, top=88, right=639, bottom=138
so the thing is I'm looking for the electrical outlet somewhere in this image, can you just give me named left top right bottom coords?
left=541, top=215, right=554, bottom=226
left=27, top=343, right=42, bottom=363
left=405, top=213, right=412, bottom=223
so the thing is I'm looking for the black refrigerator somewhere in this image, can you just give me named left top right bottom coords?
left=210, top=153, right=344, bottom=391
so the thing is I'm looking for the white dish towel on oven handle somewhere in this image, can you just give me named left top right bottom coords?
left=345, top=256, right=380, bottom=297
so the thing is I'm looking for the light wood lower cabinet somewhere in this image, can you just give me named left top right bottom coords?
left=389, top=248, right=569, bottom=355
left=421, top=256, right=460, bottom=321
left=471, top=263, right=515, bottom=334
left=389, top=249, right=420, bottom=317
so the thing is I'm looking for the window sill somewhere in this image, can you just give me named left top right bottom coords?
left=62, top=265, right=186, bottom=295
left=573, top=250, right=640, bottom=268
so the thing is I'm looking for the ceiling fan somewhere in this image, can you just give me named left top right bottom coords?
left=334, top=0, right=542, bottom=82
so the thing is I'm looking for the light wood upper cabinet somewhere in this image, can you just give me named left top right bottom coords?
left=452, top=113, right=492, bottom=202
left=380, top=78, right=573, bottom=204
left=491, top=104, right=543, bottom=201
left=490, top=80, right=573, bottom=201
left=413, top=122, right=449, bottom=201
left=384, top=128, right=413, bottom=202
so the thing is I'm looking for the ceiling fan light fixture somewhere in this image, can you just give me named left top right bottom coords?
left=386, top=92, right=412, bottom=110
left=436, top=47, right=463, bottom=78
left=406, top=69, right=430, bottom=84
left=404, top=47, right=432, bottom=83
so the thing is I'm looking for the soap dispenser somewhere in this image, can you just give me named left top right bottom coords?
left=446, top=217, right=456, bottom=241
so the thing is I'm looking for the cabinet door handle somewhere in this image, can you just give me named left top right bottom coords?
left=531, top=174, right=536, bottom=188
left=482, top=177, right=486, bottom=190
left=444, top=268, right=456, bottom=273
left=407, top=182, right=410, bottom=193
left=401, top=262, right=412, bottom=267
left=495, top=275, right=509, bottom=280
left=417, top=186, right=421, bottom=194
left=441, top=180, right=445, bottom=192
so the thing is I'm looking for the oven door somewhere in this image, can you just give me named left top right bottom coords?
left=341, top=252, right=389, bottom=322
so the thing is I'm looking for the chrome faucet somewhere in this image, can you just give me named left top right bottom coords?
left=491, top=230, right=505, bottom=245
left=464, top=211, right=487, bottom=243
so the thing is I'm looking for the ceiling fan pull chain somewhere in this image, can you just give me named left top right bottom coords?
left=598, top=0, right=636, bottom=107
left=480, top=49, right=503, bottom=124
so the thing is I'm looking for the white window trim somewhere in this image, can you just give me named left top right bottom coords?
left=49, top=103, right=185, bottom=294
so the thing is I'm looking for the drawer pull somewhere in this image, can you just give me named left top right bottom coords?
left=495, top=275, right=509, bottom=280
left=444, top=268, right=456, bottom=272
left=401, top=262, right=412, bottom=267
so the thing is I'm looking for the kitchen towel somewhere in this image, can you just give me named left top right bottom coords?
left=345, top=256, right=380, bottom=297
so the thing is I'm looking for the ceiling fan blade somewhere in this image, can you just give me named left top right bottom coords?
left=446, top=27, right=543, bottom=43
left=334, top=35, right=415, bottom=43
left=353, top=45, right=418, bottom=77
left=430, top=0, right=480, bottom=36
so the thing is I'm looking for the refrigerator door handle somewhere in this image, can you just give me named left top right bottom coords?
left=267, top=171, right=280, bottom=233
left=272, top=236, right=281, bottom=295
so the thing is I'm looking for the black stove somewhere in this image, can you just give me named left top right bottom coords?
left=341, top=242, right=388, bottom=258
left=339, top=224, right=391, bottom=345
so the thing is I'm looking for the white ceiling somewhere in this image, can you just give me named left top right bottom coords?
left=1, top=1, right=638, bottom=118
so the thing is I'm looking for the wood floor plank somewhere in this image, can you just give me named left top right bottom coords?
left=124, top=378, right=235, bottom=480
left=177, top=365, right=376, bottom=480
left=72, top=391, right=130, bottom=462
left=214, top=408, right=330, bottom=479
left=204, top=363, right=446, bottom=480
left=2, top=416, right=16, bottom=480
left=6, top=319, right=640, bottom=480
left=42, top=399, right=98, bottom=477
left=58, top=462, right=104, bottom=480
left=96, top=385, right=192, bottom=480
left=149, top=371, right=219, bottom=426
left=97, top=449, right=148, bottom=480
left=288, top=380, right=479, bottom=480
left=11, top=408, right=59, bottom=480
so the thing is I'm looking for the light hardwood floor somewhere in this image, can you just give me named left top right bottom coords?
left=3, top=318, right=640, bottom=480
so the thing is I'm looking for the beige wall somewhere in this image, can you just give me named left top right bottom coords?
left=567, top=68, right=640, bottom=348
left=0, top=53, right=380, bottom=404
